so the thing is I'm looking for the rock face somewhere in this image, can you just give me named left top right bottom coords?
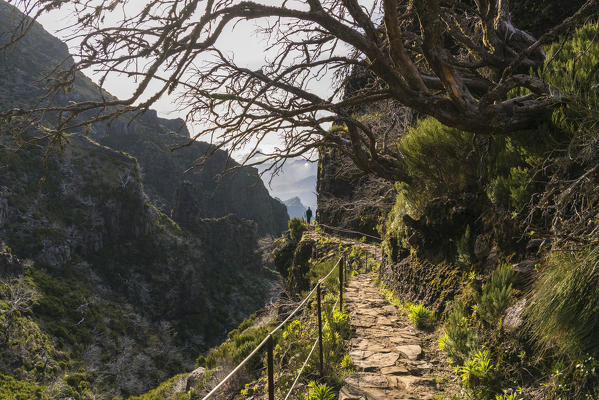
left=379, top=255, right=468, bottom=316
left=186, top=367, right=206, bottom=391
left=0, top=0, right=288, bottom=236
left=317, top=146, right=394, bottom=238
left=0, top=134, right=279, bottom=398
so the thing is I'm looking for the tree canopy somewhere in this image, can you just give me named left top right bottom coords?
left=2, top=0, right=597, bottom=180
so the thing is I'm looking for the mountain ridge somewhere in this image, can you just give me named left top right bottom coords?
left=0, top=0, right=288, bottom=236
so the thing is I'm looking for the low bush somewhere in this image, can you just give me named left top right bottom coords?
left=495, top=389, right=523, bottom=400
left=476, top=264, right=514, bottom=325
left=441, top=302, right=480, bottom=365
left=196, top=322, right=275, bottom=370
left=407, top=303, right=434, bottom=330
left=288, top=217, right=307, bottom=242
left=458, top=349, right=497, bottom=399
left=300, top=381, right=335, bottom=400
left=0, top=374, right=48, bottom=400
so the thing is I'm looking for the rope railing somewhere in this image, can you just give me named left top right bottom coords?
left=201, top=256, right=346, bottom=400
left=283, top=292, right=341, bottom=400
left=317, top=223, right=382, bottom=242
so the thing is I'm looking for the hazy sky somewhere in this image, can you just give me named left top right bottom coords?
left=34, top=8, right=266, bottom=132
left=28, top=2, right=326, bottom=205
left=31, top=2, right=334, bottom=156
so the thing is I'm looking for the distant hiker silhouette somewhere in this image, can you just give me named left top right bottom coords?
left=306, top=207, right=312, bottom=224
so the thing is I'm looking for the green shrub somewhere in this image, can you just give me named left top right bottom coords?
left=441, top=302, right=480, bottom=365
left=301, top=381, right=335, bottom=400
left=196, top=320, right=274, bottom=370
left=458, top=349, right=497, bottom=399
left=340, top=354, right=354, bottom=369
left=0, top=374, right=48, bottom=400
left=525, top=246, right=599, bottom=358
left=288, top=217, right=307, bottom=242
left=476, top=263, right=514, bottom=325
left=495, top=389, right=523, bottom=400
left=397, top=117, right=477, bottom=214
left=407, top=303, right=434, bottom=330
left=381, top=189, right=413, bottom=261
left=543, top=23, right=599, bottom=136
left=486, top=166, right=532, bottom=211
left=456, top=225, right=473, bottom=267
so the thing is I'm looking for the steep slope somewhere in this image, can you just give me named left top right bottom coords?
left=0, top=1, right=288, bottom=236
left=0, top=133, right=279, bottom=398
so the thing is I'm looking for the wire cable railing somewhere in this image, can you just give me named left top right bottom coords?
left=317, top=223, right=382, bottom=242
left=283, top=289, right=341, bottom=400
left=201, top=256, right=346, bottom=400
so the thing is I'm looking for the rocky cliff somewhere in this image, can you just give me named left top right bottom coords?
left=0, top=1, right=288, bottom=236
left=317, top=146, right=395, bottom=238
left=0, top=132, right=280, bottom=398
left=282, top=197, right=307, bottom=219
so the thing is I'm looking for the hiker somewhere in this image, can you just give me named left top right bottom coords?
left=306, top=207, right=312, bottom=224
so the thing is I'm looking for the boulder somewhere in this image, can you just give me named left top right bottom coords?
left=185, top=367, right=206, bottom=391
left=502, top=298, right=527, bottom=332
left=474, top=234, right=490, bottom=260
left=396, top=344, right=422, bottom=361
left=512, top=260, right=537, bottom=286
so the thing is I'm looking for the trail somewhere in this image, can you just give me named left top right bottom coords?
left=339, top=274, right=440, bottom=400
left=305, top=227, right=444, bottom=399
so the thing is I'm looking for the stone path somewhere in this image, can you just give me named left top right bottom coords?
left=339, top=274, right=438, bottom=400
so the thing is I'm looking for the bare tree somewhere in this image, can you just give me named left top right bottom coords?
left=1, top=0, right=597, bottom=181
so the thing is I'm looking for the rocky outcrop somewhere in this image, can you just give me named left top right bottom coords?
left=186, top=367, right=206, bottom=391
left=283, top=197, right=307, bottom=219
left=379, top=255, right=469, bottom=316
left=317, top=146, right=394, bottom=238
left=0, top=244, right=24, bottom=277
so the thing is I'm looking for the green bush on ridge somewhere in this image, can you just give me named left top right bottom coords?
left=288, top=217, right=308, bottom=242
left=396, top=117, right=477, bottom=214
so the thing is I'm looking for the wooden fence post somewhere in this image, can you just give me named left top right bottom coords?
left=339, top=257, right=344, bottom=312
left=317, top=283, right=324, bottom=377
left=267, top=334, right=274, bottom=400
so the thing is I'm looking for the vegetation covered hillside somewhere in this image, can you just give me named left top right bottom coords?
left=0, top=3, right=288, bottom=399
left=0, top=132, right=281, bottom=399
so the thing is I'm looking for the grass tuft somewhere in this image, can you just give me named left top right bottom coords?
left=525, top=246, right=599, bottom=358
left=407, top=303, right=435, bottom=330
